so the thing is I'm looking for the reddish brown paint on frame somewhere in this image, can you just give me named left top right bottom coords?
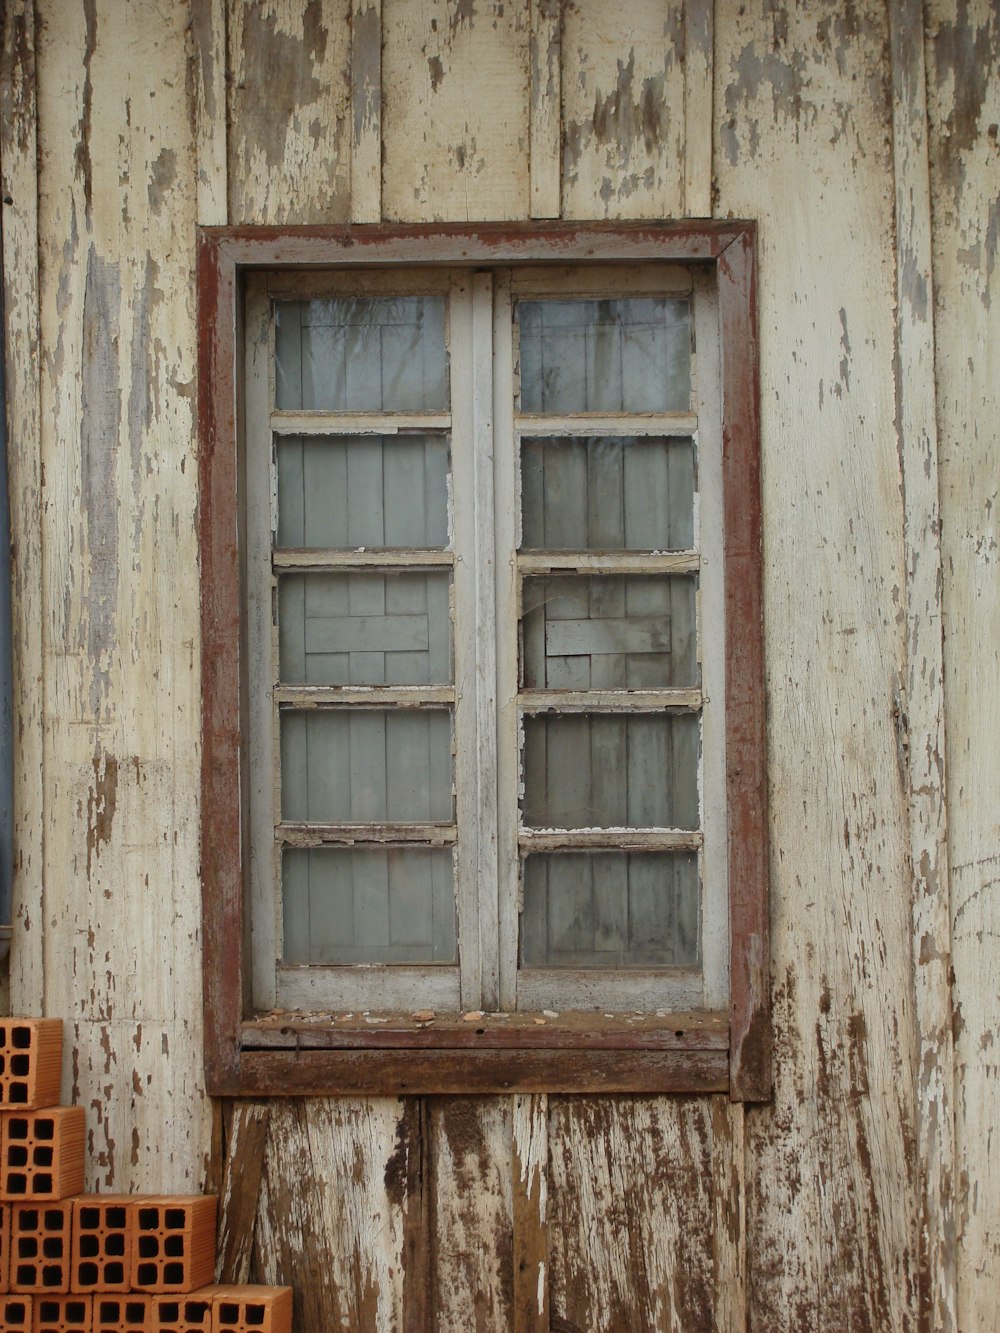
left=197, top=220, right=769, bottom=1100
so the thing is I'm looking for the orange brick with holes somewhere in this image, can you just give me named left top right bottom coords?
left=0, top=1201, right=10, bottom=1293
left=154, top=1288, right=217, bottom=1332
left=0, top=1292, right=32, bottom=1330
left=30, top=1293, right=90, bottom=1333
left=70, top=1194, right=139, bottom=1293
left=210, top=1285, right=293, bottom=1333
left=9, top=1202, right=73, bottom=1293
left=0, top=1108, right=86, bottom=1203
left=130, top=1196, right=217, bottom=1293
left=93, top=1292, right=152, bottom=1332
left=0, top=1021, right=62, bottom=1111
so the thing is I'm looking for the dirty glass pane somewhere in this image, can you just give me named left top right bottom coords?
left=520, top=851, right=699, bottom=968
left=275, top=297, right=448, bottom=411
left=278, top=571, right=452, bottom=686
left=520, top=436, right=694, bottom=550
left=282, top=847, right=456, bottom=964
left=517, top=298, right=690, bottom=413
left=521, top=713, right=699, bottom=830
left=522, top=575, right=697, bottom=689
left=281, top=710, right=453, bottom=823
left=277, top=434, right=449, bottom=549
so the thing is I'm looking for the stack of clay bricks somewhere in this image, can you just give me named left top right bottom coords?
left=0, top=1018, right=292, bottom=1333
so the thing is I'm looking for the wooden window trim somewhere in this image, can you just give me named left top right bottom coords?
left=197, top=220, right=768, bottom=1101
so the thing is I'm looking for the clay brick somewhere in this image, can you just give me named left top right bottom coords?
left=0, top=1021, right=62, bottom=1111
left=1, top=1109, right=86, bottom=1202
left=93, top=1293, right=151, bottom=1333
left=0, top=1202, right=10, bottom=1293
left=0, top=1293, right=32, bottom=1330
left=130, top=1196, right=217, bottom=1293
left=210, top=1286, right=293, bottom=1333
left=30, top=1293, right=90, bottom=1333
left=70, top=1195, right=138, bottom=1292
left=153, top=1289, right=217, bottom=1332
left=10, top=1202, right=73, bottom=1293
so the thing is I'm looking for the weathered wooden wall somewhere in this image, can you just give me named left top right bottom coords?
left=0, top=0, right=996, bottom=1328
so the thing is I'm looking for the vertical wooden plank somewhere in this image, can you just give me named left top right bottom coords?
left=430, top=1098, right=514, bottom=1330
left=228, top=0, right=352, bottom=225
left=513, top=1093, right=549, bottom=1333
left=925, top=4, right=1000, bottom=1329
left=216, top=1103, right=271, bottom=1283
left=254, top=1099, right=410, bottom=1331
left=547, top=1098, right=715, bottom=1330
left=0, top=0, right=44, bottom=1015
left=711, top=1098, right=746, bottom=1333
left=561, top=0, right=687, bottom=221
left=529, top=0, right=561, bottom=220
left=191, top=0, right=228, bottom=225
left=350, top=0, right=382, bottom=223
left=382, top=0, right=530, bottom=222
left=715, top=0, right=920, bottom=1325
left=683, top=0, right=713, bottom=217
left=889, top=2, right=956, bottom=1329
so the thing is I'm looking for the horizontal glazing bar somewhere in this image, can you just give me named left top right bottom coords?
left=272, top=411, right=452, bottom=435
left=279, top=823, right=458, bottom=846
left=517, top=552, right=700, bottom=574
left=518, top=830, right=703, bottom=851
left=275, top=686, right=456, bottom=707
left=274, top=549, right=453, bottom=570
left=519, top=689, right=702, bottom=713
left=514, top=413, right=698, bottom=436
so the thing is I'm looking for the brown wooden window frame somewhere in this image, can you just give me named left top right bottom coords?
left=198, top=221, right=768, bottom=1100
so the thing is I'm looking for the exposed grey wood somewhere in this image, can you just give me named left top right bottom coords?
left=528, top=0, right=560, bottom=220
left=890, top=3, right=956, bottom=1327
left=191, top=0, right=228, bottom=226
left=683, top=0, right=714, bottom=217
left=350, top=0, right=382, bottom=223
left=0, top=0, right=44, bottom=1014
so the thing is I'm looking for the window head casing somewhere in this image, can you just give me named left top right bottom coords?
left=198, top=222, right=768, bottom=1099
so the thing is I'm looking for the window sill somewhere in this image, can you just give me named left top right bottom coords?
left=218, top=1010, right=730, bottom=1096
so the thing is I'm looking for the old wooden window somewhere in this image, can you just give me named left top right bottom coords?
left=199, top=223, right=768, bottom=1098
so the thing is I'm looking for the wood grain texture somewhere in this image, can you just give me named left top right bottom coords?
left=191, top=0, right=228, bottom=225
left=382, top=0, right=530, bottom=221
left=70, top=1019, right=212, bottom=1194
left=253, top=1099, right=409, bottom=1331
left=926, top=3, right=1000, bottom=1328
left=513, top=1094, right=549, bottom=1333
left=228, top=0, right=352, bottom=225
left=34, top=0, right=207, bottom=1186
left=529, top=0, right=561, bottom=219
left=547, top=1097, right=716, bottom=1330
left=429, top=1098, right=514, bottom=1331
left=350, top=0, right=381, bottom=223
left=890, top=1, right=956, bottom=1327
left=715, top=0, right=921, bottom=1326
left=561, top=0, right=687, bottom=220
left=0, top=0, right=44, bottom=1015
left=216, top=1102, right=270, bottom=1283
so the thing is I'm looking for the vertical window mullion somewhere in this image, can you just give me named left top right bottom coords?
left=693, top=272, right=728, bottom=1009
left=493, top=271, right=520, bottom=1012
left=451, top=272, right=499, bottom=1010
left=244, top=275, right=279, bottom=1010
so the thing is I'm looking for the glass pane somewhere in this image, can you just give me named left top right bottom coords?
left=278, top=571, right=452, bottom=685
left=283, top=847, right=456, bottom=964
left=521, top=713, right=699, bottom=829
left=517, top=298, right=690, bottom=413
left=277, top=434, right=449, bottom=549
left=281, top=710, right=453, bottom=822
left=522, top=575, right=697, bottom=689
left=521, top=851, right=699, bottom=967
left=275, top=297, right=448, bottom=411
left=520, top=436, right=694, bottom=551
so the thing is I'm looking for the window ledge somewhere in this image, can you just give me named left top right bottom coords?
left=223, top=1010, right=731, bottom=1096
